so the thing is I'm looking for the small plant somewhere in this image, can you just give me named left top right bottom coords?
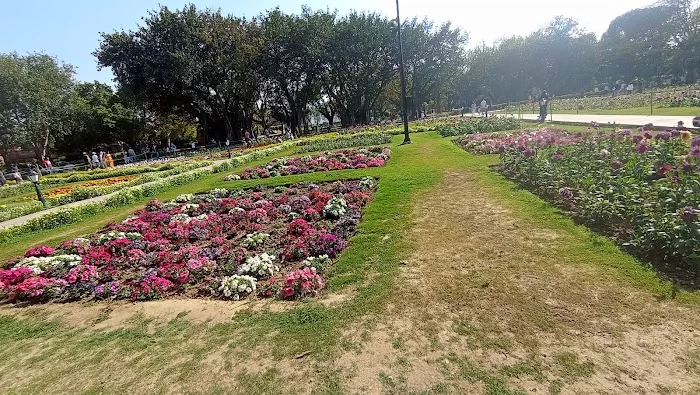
left=218, top=275, right=257, bottom=300
left=238, top=253, right=278, bottom=278
left=324, top=196, right=348, bottom=218
left=359, top=176, right=375, bottom=190
left=302, top=255, right=332, bottom=273
left=279, top=267, right=324, bottom=299
left=242, top=232, right=270, bottom=248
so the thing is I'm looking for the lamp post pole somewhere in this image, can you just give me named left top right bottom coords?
left=396, top=0, right=411, bottom=145
left=29, top=168, right=46, bottom=208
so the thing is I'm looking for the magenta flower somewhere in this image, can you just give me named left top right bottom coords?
left=611, top=160, right=623, bottom=169
left=643, top=131, right=653, bottom=139
left=523, top=148, right=535, bottom=158
left=552, top=153, right=563, bottom=161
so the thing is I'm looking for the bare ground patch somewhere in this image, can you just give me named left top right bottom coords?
left=333, top=170, right=700, bottom=394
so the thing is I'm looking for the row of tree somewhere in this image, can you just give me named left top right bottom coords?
left=3, top=1, right=700, bottom=158
left=455, top=0, right=700, bottom=105
left=95, top=6, right=467, bottom=143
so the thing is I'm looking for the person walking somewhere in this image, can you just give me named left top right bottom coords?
left=10, top=164, right=22, bottom=184
left=91, top=152, right=100, bottom=168
left=480, top=99, right=487, bottom=117
left=127, top=147, right=136, bottom=164
left=538, top=90, right=550, bottom=122
left=471, top=102, right=477, bottom=116
left=42, top=157, right=53, bottom=174
left=105, top=152, right=115, bottom=168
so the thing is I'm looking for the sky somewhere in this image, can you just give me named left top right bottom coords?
left=0, top=0, right=656, bottom=84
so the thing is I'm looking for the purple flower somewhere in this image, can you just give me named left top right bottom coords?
left=618, top=129, right=631, bottom=136
left=558, top=187, right=573, bottom=200
left=611, top=160, right=623, bottom=169
left=682, top=159, right=694, bottom=171
left=691, top=137, right=700, bottom=147
left=632, top=135, right=643, bottom=144
left=655, top=131, right=671, bottom=141
left=643, top=123, right=654, bottom=131
left=680, top=206, right=699, bottom=223
left=552, top=153, right=563, bottom=161
left=644, top=131, right=653, bottom=139
left=636, top=142, right=649, bottom=154
left=523, top=148, right=535, bottom=158
left=498, top=145, right=506, bottom=153
left=690, top=145, right=700, bottom=158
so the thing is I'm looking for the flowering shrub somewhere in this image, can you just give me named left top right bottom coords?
left=461, top=127, right=700, bottom=281
left=456, top=128, right=587, bottom=155
left=239, top=147, right=391, bottom=180
left=224, top=174, right=241, bottom=181
left=238, top=253, right=278, bottom=278
left=242, top=232, right=270, bottom=248
left=218, top=275, right=257, bottom=300
left=0, top=178, right=376, bottom=303
left=279, top=267, right=324, bottom=299
left=324, top=196, right=348, bottom=218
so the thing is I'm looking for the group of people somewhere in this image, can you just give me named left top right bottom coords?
left=0, top=153, right=56, bottom=187
left=83, top=150, right=116, bottom=169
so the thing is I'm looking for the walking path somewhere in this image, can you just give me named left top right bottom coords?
left=0, top=158, right=230, bottom=231
left=517, top=113, right=695, bottom=129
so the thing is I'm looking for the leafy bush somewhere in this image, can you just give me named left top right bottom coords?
left=471, top=128, right=700, bottom=280
left=296, top=132, right=392, bottom=153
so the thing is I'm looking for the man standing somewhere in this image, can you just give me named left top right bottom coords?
left=480, top=99, right=488, bottom=118
left=539, top=90, right=550, bottom=122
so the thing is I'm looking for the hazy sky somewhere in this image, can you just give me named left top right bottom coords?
left=0, top=0, right=656, bottom=84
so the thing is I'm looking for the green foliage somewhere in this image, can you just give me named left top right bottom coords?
left=295, top=132, right=392, bottom=153
left=436, top=117, right=520, bottom=137
left=496, top=132, right=700, bottom=278
left=0, top=53, right=74, bottom=158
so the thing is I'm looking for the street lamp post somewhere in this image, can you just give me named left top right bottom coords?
left=28, top=168, right=46, bottom=208
left=396, top=0, right=411, bottom=145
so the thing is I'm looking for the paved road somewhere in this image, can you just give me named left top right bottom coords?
left=516, top=113, right=695, bottom=129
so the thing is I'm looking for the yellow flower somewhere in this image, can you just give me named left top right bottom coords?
left=681, top=131, right=692, bottom=141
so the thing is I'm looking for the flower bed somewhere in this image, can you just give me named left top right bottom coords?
left=455, top=128, right=588, bottom=155
left=44, top=176, right=135, bottom=198
left=295, top=132, right=392, bottom=153
left=462, top=127, right=700, bottom=280
left=240, top=148, right=391, bottom=179
left=0, top=178, right=377, bottom=303
left=435, top=117, right=520, bottom=137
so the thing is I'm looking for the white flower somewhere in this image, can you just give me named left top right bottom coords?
left=324, top=196, right=348, bottom=218
left=219, top=275, right=257, bottom=300
left=175, top=194, right=194, bottom=203
left=238, top=253, right=277, bottom=278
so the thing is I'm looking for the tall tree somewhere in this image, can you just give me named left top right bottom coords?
left=0, top=53, right=74, bottom=159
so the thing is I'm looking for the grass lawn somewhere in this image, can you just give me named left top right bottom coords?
left=0, top=133, right=699, bottom=394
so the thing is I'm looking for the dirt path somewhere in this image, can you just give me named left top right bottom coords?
left=334, top=170, right=700, bottom=395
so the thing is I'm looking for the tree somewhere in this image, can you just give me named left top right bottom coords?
left=323, top=12, right=397, bottom=126
left=96, top=5, right=263, bottom=143
left=0, top=53, right=75, bottom=159
left=260, top=8, right=334, bottom=134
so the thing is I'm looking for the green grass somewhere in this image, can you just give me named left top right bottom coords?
left=0, top=132, right=698, bottom=393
